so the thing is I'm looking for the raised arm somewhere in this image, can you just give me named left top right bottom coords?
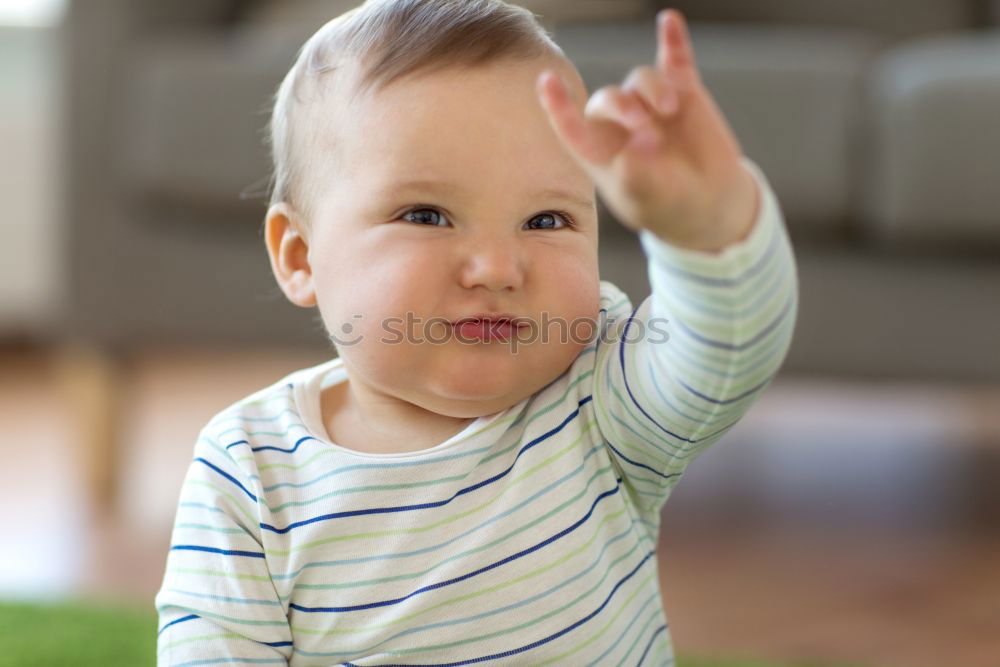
left=537, top=10, right=799, bottom=521
left=592, top=158, right=797, bottom=520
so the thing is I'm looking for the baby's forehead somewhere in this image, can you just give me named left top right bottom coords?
left=294, top=56, right=591, bottom=188
left=319, top=53, right=580, bottom=110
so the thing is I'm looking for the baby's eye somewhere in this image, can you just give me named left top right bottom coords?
left=402, top=207, right=449, bottom=226
left=524, top=212, right=572, bottom=230
left=400, top=208, right=573, bottom=229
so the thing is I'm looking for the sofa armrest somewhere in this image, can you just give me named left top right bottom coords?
left=114, top=26, right=299, bottom=219
left=649, top=0, right=982, bottom=38
left=859, top=29, right=1000, bottom=251
left=63, top=0, right=250, bottom=233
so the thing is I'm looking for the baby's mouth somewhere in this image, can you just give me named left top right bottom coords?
left=450, top=314, right=529, bottom=342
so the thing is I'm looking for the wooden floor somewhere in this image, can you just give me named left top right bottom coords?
left=2, top=340, right=998, bottom=667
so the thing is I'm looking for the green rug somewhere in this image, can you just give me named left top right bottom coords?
left=0, top=597, right=862, bottom=667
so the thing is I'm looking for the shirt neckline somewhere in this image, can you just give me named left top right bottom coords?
left=292, top=356, right=514, bottom=460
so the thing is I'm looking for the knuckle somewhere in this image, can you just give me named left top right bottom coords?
left=623, top=67, right=664, bottom=102
left=585, top=85, right=622, bottom=113
left=591, top=84, right=620, bottom=101
left=625, top=65, right=657, bottom=85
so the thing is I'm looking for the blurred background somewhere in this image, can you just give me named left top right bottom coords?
left=1, top=0, right=999, bottom=665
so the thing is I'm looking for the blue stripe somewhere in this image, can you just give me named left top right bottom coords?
left=340, top=549, right=655, bottom=667
left=677, top=371, right=775, bottom=406
left=657, top=239, right=788, bottom=318
left=289, top=477, right=624, bottom=613
left=653, top=214, right=779, bottom=288
left=260, top=396, right=594, bottom=535
left=616, top=306, right=775, bottom=442
left=647, top=358, right=716, bottom=422
left=637, top=624, right=671, bottom=666
left=165, top=588, right=284, bottom=607
left=618, top=305, right=695, bottom=444
left=291, top=519, right=648, bottom=660
left=157, top=613, right=199, bottom=636
left=691, top=415, right=744, bottom=444
left=671, top=291, right=793, bottom=351
left=195, top=457, right=258, bottom=503
left=251, top=370, right=569, bottom=494
left=226, top=434, right=321, bottom=454
left=607, top=370, right=677, bottom=451
left=608, top=398, right=679, bottom=459
left=603, top=439, right=683, bottom=483
left=170, top=544, right=266, bottom=559
left=585, top=592, right=661, bottom=666
left=269, top=444, right=610, bottom=584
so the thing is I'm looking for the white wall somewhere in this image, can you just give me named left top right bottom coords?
left=0, top=24, right=64, bottom=337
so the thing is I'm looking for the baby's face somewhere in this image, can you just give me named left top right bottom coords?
left=297, top=57, right=600, bottom=418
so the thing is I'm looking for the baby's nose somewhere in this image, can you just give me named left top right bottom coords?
left=457, top=239, right=526, bottom=292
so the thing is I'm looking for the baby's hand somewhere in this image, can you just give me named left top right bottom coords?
left=537, top=9, right=759, bottom=252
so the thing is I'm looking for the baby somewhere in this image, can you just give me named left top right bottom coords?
left=155, top=1, right=798, bottom=665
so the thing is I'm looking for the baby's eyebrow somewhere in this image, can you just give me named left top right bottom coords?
left=390, top=178, right=595, bottom=212
left=534, top=187, right=596, bottom=212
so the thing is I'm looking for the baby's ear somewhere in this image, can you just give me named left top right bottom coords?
left=264, top=203, right=317, bottom=308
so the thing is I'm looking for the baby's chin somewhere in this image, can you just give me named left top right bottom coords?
left=424, top=357, right=534, bottom=411
left=420, top=342, right=581, bottom=416
left=419, top=390, right=530, bottom=420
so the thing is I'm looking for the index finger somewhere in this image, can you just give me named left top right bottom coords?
left=656, top=9, right=696, bottom=74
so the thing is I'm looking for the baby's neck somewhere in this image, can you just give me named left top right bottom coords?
left=320, top=379, right=475, bottom=455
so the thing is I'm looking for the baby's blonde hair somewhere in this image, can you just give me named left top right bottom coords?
left=266, top=0, right=566, bottom=228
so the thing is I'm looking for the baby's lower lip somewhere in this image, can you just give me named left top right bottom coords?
left=452, top=320, right=522, bottom=341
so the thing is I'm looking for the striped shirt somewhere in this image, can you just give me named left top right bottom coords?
left=155, top=158, right=798, bottom=666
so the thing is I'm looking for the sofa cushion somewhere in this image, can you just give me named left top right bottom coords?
left=241, top=0, right=361, bottom=31
left=242, top=0, right=647, bottom=32
left=507, top=0, right=648, bottom=26
left=114, top=27, right=303, bottom=219
left=553, top=21, right=884, bottom=241
left=859, top=30, right=1000, bottom=249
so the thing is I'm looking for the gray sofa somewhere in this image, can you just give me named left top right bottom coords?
left=58, top=0, right=1000, bottom=382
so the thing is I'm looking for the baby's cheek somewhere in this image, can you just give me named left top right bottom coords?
left=549, top=284, right=602, bottom=348
left=541, top=254, right=601, bottom=315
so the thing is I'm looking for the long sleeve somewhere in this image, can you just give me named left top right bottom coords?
left=155, top=428, right=292, bottom=665
left=592, top=157, right=798, bottom=523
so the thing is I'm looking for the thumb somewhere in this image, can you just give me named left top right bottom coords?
left=536, top=69, right=622, bottom=167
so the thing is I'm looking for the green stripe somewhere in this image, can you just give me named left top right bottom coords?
left=534, top=569, right=659, bottom=665
left=278, top=420, right=601, bottom=559
left=618, top=604, right=671, bottom=667
left=290, top=517, right=646, bottom=639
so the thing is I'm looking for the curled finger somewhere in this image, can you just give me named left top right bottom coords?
left=584, top=85, right=657, bottom=133
left=622, top=65, right=679, bottom=117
